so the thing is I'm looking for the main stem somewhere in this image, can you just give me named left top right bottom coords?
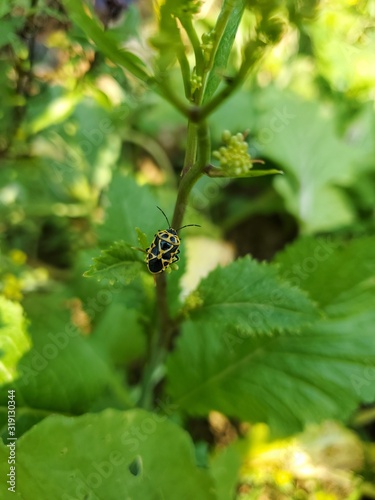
left=173, top=121, right=210, bottom=228
left=138, top=120, right=210, bottom=409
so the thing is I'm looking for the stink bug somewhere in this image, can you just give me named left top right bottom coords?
left=146, top=207, right=200, bottom=275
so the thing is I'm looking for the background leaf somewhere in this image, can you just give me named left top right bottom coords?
left=203, top=0, right=247, bottom=103
left=0, top=409, right=216, bottom=499
left=253, top=90, right=372, bottom=233
left=274, top=236, right=375, bottom=315
left=62, top=0, right=150, bottom=82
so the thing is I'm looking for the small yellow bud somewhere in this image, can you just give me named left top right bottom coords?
left=2, top=274, right=23, bottom=301
left=222, top=130, right=232, bottom=143
left=184, top=291, right=204, bottom=312
left=212, top=130, right=254, bottom=176
left=9, top=249, right=27, bottom=266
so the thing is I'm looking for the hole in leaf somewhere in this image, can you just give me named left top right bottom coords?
left=128, top=455, right=143, bottom=476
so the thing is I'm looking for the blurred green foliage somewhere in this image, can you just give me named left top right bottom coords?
left=0, top=0, right=375, bottom=499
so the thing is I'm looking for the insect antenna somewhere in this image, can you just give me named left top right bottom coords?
left=177, top=224, right=201, bottom=231
left=156, top=206, right=171, bottom=227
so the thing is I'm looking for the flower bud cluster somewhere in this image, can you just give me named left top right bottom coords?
left=201, top=30, right=216, bottom=61
left=190, top=73, right=202, bottom=93
left=212, top=130, right=253, bottom=175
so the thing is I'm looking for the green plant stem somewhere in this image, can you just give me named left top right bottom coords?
left=179, top=16, right=205, bottom=80
left=138, top=121, right=210, bottom=409
left=181, top=121, right=198, bottom=176
left=64, top=0, right=192, bottom=119
left=177, top=49, right=192, bottom=100
left=172, top=121, right=209, bottom=229
left=155, top=273, right=170, bottom=336
left=138, top=328, right=165, bottom=410
left=197, top=120, right=211, bottom=167
left=138, top=273, right=169, bottom=409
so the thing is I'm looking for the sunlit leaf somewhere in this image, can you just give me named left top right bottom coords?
left=22, top=93, right=81, bottom=136
left=184, top=256, right=319, bottom=335
left=84, top=241, right=146, bottom=284
left=0, top=296, right=31, bottom=385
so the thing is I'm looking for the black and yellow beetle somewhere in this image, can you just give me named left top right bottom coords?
left=146, top=207, right=200, bottom=275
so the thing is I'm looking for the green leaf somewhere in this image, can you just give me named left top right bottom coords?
left=274, top=236, right=375, bottom=315
left=253, top=90, right=370, bottom=233
left=152, top=0, right=184, bottom=71
left=206, top=167, right=283, bottom=178
left=22, top=92, right=81, bottom=136
left=91, top=304, right=146, bottom=366
left=84, top=241, right=146, bottom=284
left=0, top=297, right=31, bottom=385
left=136, top=227, right=149, bottom=250
left=0, top=290, right=132, bottom=435
left=0, top=409, right=216, bottom=499
left=98, top=173, right=165, bottom=246
left=0, top=17, right=23, bottom=49
left=167, top=310, right=375, bottom=436
left=210, top=444, right=243, bottom=500
left=0, top=2, right=11, bottom=17
left=185, top=256, right=319, bottom=335
left=203, top=0, right=247, bottom=103
left=229, top=169, right=283, bottom=178
left=110, top=4, right=141, bottom=44
left=62, top=0, right=151, bottom=82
